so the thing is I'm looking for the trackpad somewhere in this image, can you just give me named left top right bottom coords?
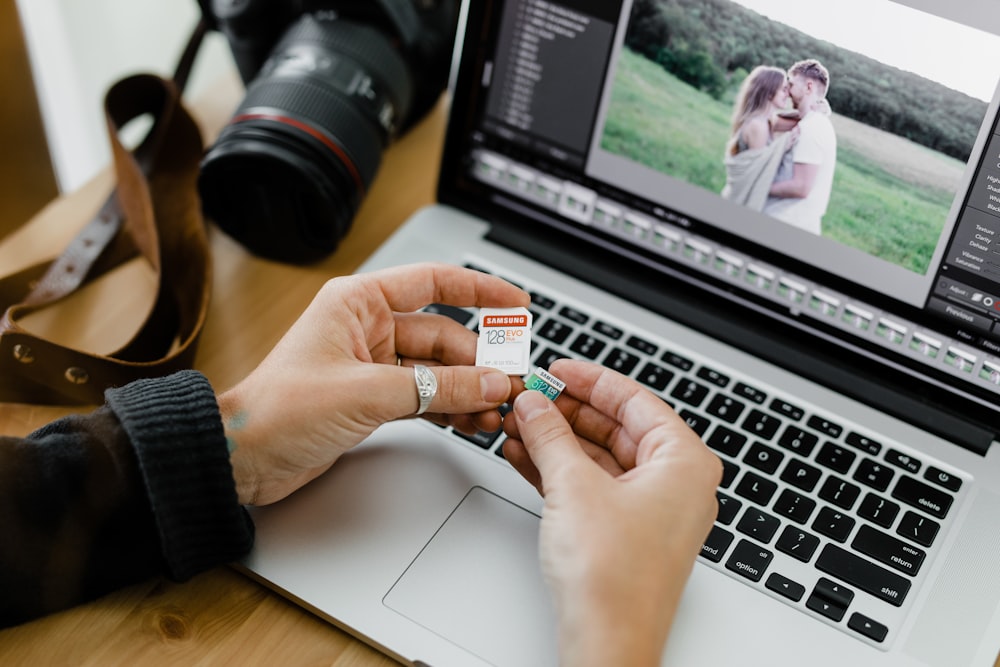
left=383, top=486, right=558, bottom=666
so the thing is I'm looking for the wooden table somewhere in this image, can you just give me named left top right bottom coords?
left=0, top=72, right=433, bottom=666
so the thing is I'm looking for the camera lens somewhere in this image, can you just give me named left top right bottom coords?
left=199, top=14, right=413, bottom=263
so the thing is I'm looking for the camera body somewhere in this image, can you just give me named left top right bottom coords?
left=196, top=0, right=458, bottom=263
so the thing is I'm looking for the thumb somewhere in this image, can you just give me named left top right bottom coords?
left=512, top=390, right=593, bottom=490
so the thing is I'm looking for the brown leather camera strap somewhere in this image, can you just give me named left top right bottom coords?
left=0, top=73, right=210, bottom=405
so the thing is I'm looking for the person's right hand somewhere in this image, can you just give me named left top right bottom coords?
left=502, top=359, right=721, bottom=666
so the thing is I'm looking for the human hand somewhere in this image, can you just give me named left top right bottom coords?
left=221, top=262, right=529, bottom=506
left=502, top=359, right=721, bottom=666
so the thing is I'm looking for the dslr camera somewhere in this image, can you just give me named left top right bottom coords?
left=196, top=0, right=459, bottom=263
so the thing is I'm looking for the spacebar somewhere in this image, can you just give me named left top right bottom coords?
left=815, top=544, right=911, bottom=607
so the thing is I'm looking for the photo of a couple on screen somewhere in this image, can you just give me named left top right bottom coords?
left=600, top=0, right=996, bottom=276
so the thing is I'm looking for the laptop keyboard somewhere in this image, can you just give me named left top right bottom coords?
left=423, top=262, right=968, bottom=649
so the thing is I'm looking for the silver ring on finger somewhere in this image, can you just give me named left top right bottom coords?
left=413, top=364, right=438, bottom=416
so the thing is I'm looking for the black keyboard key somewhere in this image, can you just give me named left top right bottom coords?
left=454, top=426, right=503, bottom=449
left=661, top=350, right=693, bottom=371
left=720, top=458, right=740, bottom=488
left=743, top=442, right=784, bottom=475
left=773, top=489, right=816, bottom=525
left=626, top=334, right=658, bottom=356
left=537, top=319, right=573, bottom=344
left=678, top=409, right=712, bottom=436
left=812, top=507, right=855, bottom=543
left=701, top=525, right=735, bottom=563
left=846, top=431, right=882, bottom=455
left=423, top=303, right=473, bottom=326
left=569, top=333, right=606, bottom=360
left=853, top=458, right=895, bottom=491
left=848, top=613, right=888, bottom=643
left=807, top=578, right=854, bottom=622
left=592, top=320, right=623, bottom=339
left=670, top=379, right=709, bottom=407
left=857, top=493, right=900, bottom=529
left=780, top=458, right=822, bottom=492
left=807, top=415, right=843, bottom=438
left=741, top=409, right=782, bottom=440
left=716, top=491, right=742, bottom=525
left=766, top=573, right=806, bottom=602
left=815, top=442, right=857, bottom=474
left=818, top=476, right=861, bottom=510
left=777, top=426, right=819, bottom=457
left=706, top=394, right=746, bottom=424
left=736, top=507, right=781, bottom=543
left=697, top=366, right=730, bottom=387
left=852, top=525, right=925, bottom=577
left=770, top=398, right=805, bottom=421
left=558, top=305, right=589, bottom=325
left=533, top=347, right=567, bottom=370
left=885, top=449, right=922, bottom=474
left=815, top=544, right=910, bottom=607
left=735, top=471, right=778, bottom=505
left=602, top=348, right=640, bottom=375
left=924, top=466, right=962, bottom=492
left=706, top=426, right=747, bottom=457
left=637, top=362, right=674, bottom=392
left=776, top=525, right=820, bottom=562
left=733, top=382, right=767, bottom=404
left=892, top=475, right=953, bottom=519
left=897, top=511, right=940, bottom=548
left=529, top=291, right=555, bottom=310
left=725, top=539, right=773, bottom=582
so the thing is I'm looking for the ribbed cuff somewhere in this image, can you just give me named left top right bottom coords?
left=106, top=370, right=254, bottom=580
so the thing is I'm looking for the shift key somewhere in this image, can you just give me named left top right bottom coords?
left=816, top=544, right=911, bottom=607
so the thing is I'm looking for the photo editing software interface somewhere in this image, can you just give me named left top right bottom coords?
left=460, top=0, right=1000, bottom=401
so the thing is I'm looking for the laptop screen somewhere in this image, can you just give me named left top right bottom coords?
left=440, top=0, right=1000, bottom=416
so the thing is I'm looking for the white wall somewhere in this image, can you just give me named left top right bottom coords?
left=14, top=0, right=237, bottom=193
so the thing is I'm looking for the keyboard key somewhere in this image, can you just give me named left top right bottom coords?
left=736, top=507, right=781, bottom=543
left=848, top=612, right=888, bottom=643
left=815, top=442, right=856, bottom=474
left=773, top=489, right=816, bottom=524
left=701, top=525, right=734, bottom=563
left=766, top=572, right=806, bottom=602
left=735, top=472, right=778, bottom=505
left=924, top=466, right=962, bottom=492
left=706, top=426, right=748, bottom=457
left=602, top=348, right=640, bottom=375
left=777, top=426, right=819, bottom=457
left=733, top=381, right=767, bottom=404
left=857, top=493, right=900, bottom=529
left=892, top=475, right=953, bottom=519
left=529, top=291, right=555, bottom=309
left=454, top=426, right=503, bottom=450
left=725, top=539, right=773, bottom=582
left=807, top=578, right=854, bottom=622
left=852, top=525, right=925, bottom=577
left=720, top=459, right=740, bottom=488
left=592, top=320, right=623, bottom=339
left=818, top=476, right=861, bottom=510
left=885, top=449, right=922, bottom=474
left=558, top=305, right=589, bottom=324
left=814, top=577, right=855, bottom=609
left=678, top=409, right=712, bottom=436
left=626, top=334, right=658, bottom=356
left=780, top=459, right=822, bottom=492
left=812, top=507, right=855, bottom=543
left=661, top=350, right=693, bottom=371
left=537, top=319, right=573, bottom=344
left=845, top=431, right=882, bottom=455
left=807, top=415, right=843, bottom=438
left=741, top=409, right=782, bottom=440
left=637, top=362, right=674, bottom=392
left=897, top=511, right=940, bottom=548
left=775, top=525, right=820, bottom=562
left=697, top=366, right=730, bottom=387
left=706, top=394, right=746, bottom=423
left=770, top=398, right=805, bottom=421
left=569, top=333, right=606, bottom=360
left=533, top=347, right=567, bottom=370
left=815, top=544, right=911, bottom=607
left=670, top=379, right=709, bottom=407
left=716, top=491, right=742, bottom=525
left=743, top=442, right=784, bottom=475
left=423, top=303, right=473, bottom=326
left=853, top=458, right=895, bottom=492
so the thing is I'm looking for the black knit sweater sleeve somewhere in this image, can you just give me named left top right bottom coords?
left=0, top=370, right=254, bottom=628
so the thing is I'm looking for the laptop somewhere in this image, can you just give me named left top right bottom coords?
left=239, top=0, right=1000, bottom=664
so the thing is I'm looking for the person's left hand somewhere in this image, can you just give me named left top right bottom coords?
left=220, top=262, right=530, bottom=506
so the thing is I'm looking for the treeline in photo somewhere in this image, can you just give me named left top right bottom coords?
left=624, top=0, right=987, bottom=162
